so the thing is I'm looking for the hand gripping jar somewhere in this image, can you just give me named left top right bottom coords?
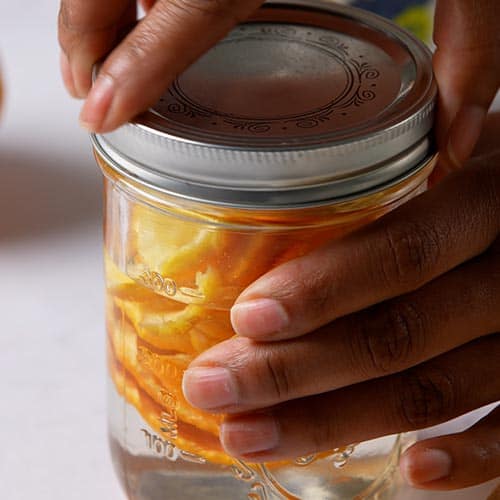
left=92, top=1, right=437, bottom=498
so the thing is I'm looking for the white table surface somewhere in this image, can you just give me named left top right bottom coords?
left=0, top=1, right=498, bottom=499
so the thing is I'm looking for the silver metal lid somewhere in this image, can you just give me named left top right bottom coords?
left=93, top=0, right=436, bottom=207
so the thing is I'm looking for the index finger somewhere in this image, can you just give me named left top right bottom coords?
left=77, top=0, right=264, bottom=132
left=230, top=160, right=500, bottom=341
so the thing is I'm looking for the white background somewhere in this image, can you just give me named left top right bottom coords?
left=0, top=1, right=498, bottom=499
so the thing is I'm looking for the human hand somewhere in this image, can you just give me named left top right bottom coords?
left=181, top=140, right=500, bottom=490
left=58, top=0, right=264, bottom=131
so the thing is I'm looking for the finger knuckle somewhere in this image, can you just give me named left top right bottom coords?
left=478, top=164, right=500, bottom=233
left=301, top=268, right=336, bottom=319
left=58, top=8, right=73, bottom=48
left=381, top=221, right=442, bottom=287
left=58, top=2, right=96, bottom=33
left=354, top=302, right=426, bottom=376
left=124, top=40, right=149, bottom=64
left=223, top=338, right=294, bottom=404
left=58, top=3, right=74, bottom=30
left=259, top=349, right=292, bottom=401
left=122, top=28, right=164, bottom=64
left=397, top=367, right=456, bottom=429
left=167, top=0, right=243, bottom=23
left=270, top=260, right=336, bottom=321
left=58, top=0, right=131, bottom=34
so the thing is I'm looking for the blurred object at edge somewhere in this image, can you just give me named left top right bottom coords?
left=340, top=0, right=434, bottom=44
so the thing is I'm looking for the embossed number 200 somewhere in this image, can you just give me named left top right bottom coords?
left=139, top=270, right=177, bottom=297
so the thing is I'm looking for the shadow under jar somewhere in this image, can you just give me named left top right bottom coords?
left=92, top=1, right=437, bottom=498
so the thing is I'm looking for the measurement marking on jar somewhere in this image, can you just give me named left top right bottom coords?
left=138, top=270, right=177, bottom=296
left=141, top=429, right=206, bottom=464
left=179, top=286, right=205, bottom=299
left=137, top=270, right=206, bottom=300
left=137, top=346, right=184, bottom=381
left=158, top=389, right=178, bottom=439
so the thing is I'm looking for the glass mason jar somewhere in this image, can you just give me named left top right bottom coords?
left=93, top=1, right=437, bottom=498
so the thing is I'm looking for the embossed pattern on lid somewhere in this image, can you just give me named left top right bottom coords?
left=153, top=22, right=403, bottom=146
left=93, top=0, right=436, bottom=207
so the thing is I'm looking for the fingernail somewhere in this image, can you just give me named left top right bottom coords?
left=447, top=105, right=487, bottom=169
left=221, top=414, right=280, bottom=457
left=401, top=448, right=452, bottom=486
left=79, top=75, right=115, bottom=132
left=182, top=367, right=238, bottom=410
left=231, top=299, right=289, bottom=338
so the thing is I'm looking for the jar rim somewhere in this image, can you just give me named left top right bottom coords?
left=95, top=140, right=437, bottom=212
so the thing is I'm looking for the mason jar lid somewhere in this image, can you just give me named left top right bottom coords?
left=93, top=0, right=436, bottom=207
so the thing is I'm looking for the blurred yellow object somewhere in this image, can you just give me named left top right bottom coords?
left=395, top=6, right=433, bottom=44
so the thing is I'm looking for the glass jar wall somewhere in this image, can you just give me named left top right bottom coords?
left=99, top=153, right=436, bottom=500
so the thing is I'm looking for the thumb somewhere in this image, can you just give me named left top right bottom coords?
left=433, top=0, right=500, bottom=171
